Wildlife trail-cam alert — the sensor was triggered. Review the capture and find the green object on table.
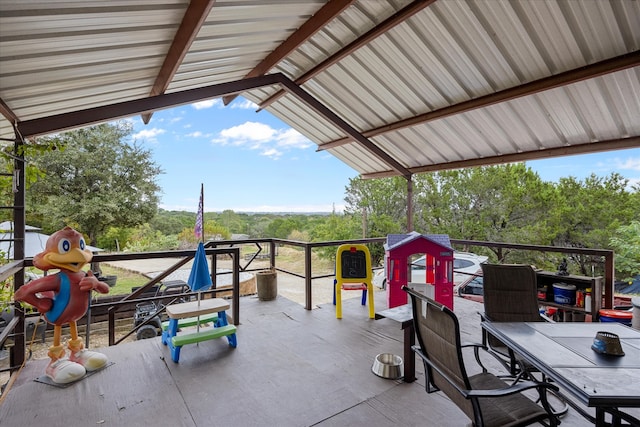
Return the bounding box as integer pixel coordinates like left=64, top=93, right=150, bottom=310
left=171, top=324, right=236, bottom=347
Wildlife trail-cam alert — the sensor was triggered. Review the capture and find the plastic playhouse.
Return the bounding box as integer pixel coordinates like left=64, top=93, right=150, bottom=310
left=383, top=232, right=454, bottom=310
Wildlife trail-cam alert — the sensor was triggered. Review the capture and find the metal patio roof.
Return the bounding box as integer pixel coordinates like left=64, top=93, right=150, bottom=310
left=1, top=0, right=639, bottom=179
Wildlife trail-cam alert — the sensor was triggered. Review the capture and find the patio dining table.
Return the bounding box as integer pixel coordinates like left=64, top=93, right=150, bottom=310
left=481, top=321, right=640, bottom=426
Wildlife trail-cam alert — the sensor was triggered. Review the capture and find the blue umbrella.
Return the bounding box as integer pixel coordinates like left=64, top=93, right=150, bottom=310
left=188, top=242, right=212, bottom=292
left=187, top=242, right=212, bottom=333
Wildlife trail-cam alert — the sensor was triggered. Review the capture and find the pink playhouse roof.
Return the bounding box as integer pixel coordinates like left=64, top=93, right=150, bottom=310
left=385, top=231, right=453, bottom=252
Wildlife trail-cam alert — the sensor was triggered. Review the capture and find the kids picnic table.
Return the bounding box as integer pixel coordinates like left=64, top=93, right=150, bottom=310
left=161, top=298, right=237, bottom=362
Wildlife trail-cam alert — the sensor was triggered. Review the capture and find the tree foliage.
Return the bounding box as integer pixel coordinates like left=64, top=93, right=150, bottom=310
left=124, top=223, right=180, bottom=252
left=27, top=122, right=162, bottom=244
left=177, top=219, right=231, bottom=247
left=344, top=176, right=406, bottom=239
left=413, top=165, right=557, bottom=263
left=550, top=173, right=640, bottom=275
left=0, top=138, right=63, bottom=222
left=311, top=212, right=362, bottom=261
left=610, top=221, right=640, bottom=281
left=342, top=164, right=640, bottom=277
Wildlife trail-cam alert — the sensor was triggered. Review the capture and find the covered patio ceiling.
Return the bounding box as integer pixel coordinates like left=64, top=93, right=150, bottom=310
left=1, top=0, right=639, bottom=179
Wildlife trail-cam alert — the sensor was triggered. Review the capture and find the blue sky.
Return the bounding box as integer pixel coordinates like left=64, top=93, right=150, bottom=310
left=128, top=97, right=640, bottom=213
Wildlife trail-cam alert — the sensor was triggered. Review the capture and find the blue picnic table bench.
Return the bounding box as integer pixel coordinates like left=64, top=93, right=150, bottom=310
left=161, top=298, right=237, bottom=362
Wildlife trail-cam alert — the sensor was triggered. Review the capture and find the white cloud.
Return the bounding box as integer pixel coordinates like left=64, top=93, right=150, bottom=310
left=214, top=122, right=275, bottom=145
left=276, top=128, right=312, bottom=149
left=211, top=121, right=312, bottom=159
left=186, top=131, right=204, bottom=138
left=192, top=99, right=221, bottom=110
left=230, top=99, right=258, bottom=109
left=627, top=177, right=640, bottom=188
left=261, top=147, right=282, bottom=159
left=133, top=127, right=166, bottom=143
left=613, top=157, right=640, bottom=171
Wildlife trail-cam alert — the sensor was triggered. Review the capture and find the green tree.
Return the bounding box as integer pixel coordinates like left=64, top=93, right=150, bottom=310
left=124, top=223, right=179, bottom=252
left=610, top=220, right=640, bottom=281
left=97, top=226, right=135, bottom=251
left=177, top=219, right=231, bottom=247
left=413, top=165, right=555, bottom=263
left=150, top=211, right=193, bottom=235
left=0, top=138, right=63, bottom=223
left=344, top=176, right=407, bottom=237
left=27, top=122, right=162, bottom=245
left=288, top=229, right=310, bottom=242
left=311, top=212, right=361, bottom=261
left=265, top=216, right=305, bottom=239
left=551, top=173, right=639, bottom=275
left=218, top=209, right=248, bottom=234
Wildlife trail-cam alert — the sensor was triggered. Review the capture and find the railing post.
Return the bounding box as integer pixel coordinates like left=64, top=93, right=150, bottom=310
left=304, top=244, right=312, bottom=310
left=232, top=247, right=239, bottom=325
left=211, top=243, right=217, bottom=290
left=85, top=295, right=92, bottom=347
left=108, top=308, right=115, bottom=346
left=604, top=251, right=614, bottom=309
left=269, top=240, right=276, bottom=269
left=12, top=136, right=26, bottom=368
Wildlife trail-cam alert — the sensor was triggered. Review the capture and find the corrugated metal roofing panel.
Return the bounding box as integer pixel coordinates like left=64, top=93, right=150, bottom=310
left=250, top=0, right=639, bottom=177
left=167, top=1, right=325, bottom=93
left=0, top=0, right=188, bottom=137
left=0, top=0, right=638, bottom=180
left=266, top=90, right=347, bottom=142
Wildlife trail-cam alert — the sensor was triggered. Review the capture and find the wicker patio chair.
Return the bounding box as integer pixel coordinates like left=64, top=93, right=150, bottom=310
left=404, top=286, right=559, bottom=427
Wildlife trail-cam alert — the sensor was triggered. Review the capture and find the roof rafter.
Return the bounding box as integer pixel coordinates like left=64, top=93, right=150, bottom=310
left=222, top=0, right=355, bottom=106
left=258, top=0, right=436, bottom=111
left=277, top=76, right=412, bottom=178
left=0, top=97, right=19, bottom=126
left=361, top=136, right=640, bottom=179
left=14, top=73, right=411, bottom=177
left=318, top=50, right=640, bottom=151
left=17, top=74, right=284, bottom=138
left=140, top=0, right=215, bottom=124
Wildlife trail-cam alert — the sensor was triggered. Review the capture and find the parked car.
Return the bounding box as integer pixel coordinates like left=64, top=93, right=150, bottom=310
left=457, top=272, right=484, bottom=302
left=372, top=251, right=488, bottom=289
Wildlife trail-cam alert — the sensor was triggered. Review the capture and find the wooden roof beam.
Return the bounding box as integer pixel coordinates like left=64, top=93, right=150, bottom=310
left=16, top=74, right=285, bottom=138
left=319, top=50, right=640, bottom=151
left=141, top=0, right=215, bottom=124
left=16, top=72, right=412, bottom=178
left=222, top=0, right=355, bottom=106
left=0, top=97, right=19, bottom=126
left=361, top=136, right=640, bottom=179
left=276, top=75, right=412, bottom=178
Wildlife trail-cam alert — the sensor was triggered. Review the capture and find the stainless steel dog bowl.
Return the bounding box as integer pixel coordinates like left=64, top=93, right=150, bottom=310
left=372, top=353, right=403, bottom=379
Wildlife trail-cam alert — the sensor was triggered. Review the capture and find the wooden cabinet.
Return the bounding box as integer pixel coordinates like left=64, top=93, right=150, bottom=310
left=535, top=270, right=604, bottom=320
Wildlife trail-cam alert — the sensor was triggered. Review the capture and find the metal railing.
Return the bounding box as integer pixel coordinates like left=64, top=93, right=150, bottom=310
left=1, top=237, right=614, bottom=375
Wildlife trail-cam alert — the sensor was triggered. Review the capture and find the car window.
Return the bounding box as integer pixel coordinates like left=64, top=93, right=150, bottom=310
left=454, top=259, right=475, bottom=269
left=460, top=277, right=483, bottom=295
left=411, top=258, right=426, bottom=270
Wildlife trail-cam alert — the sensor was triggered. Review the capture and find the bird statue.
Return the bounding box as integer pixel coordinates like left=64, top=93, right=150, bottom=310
left=14, top=226, right=110, bottom=384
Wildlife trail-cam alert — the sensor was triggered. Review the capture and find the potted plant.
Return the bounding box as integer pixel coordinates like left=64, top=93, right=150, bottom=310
left=1, top=278, right=14, bottom=324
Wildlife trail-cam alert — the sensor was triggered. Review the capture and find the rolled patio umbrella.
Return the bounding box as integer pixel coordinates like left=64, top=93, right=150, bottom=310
left=187, top=241, right=212, bottom=333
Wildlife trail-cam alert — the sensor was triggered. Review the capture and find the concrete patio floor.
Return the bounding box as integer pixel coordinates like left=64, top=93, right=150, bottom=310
left=1, top=289, right=613, bottom=426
